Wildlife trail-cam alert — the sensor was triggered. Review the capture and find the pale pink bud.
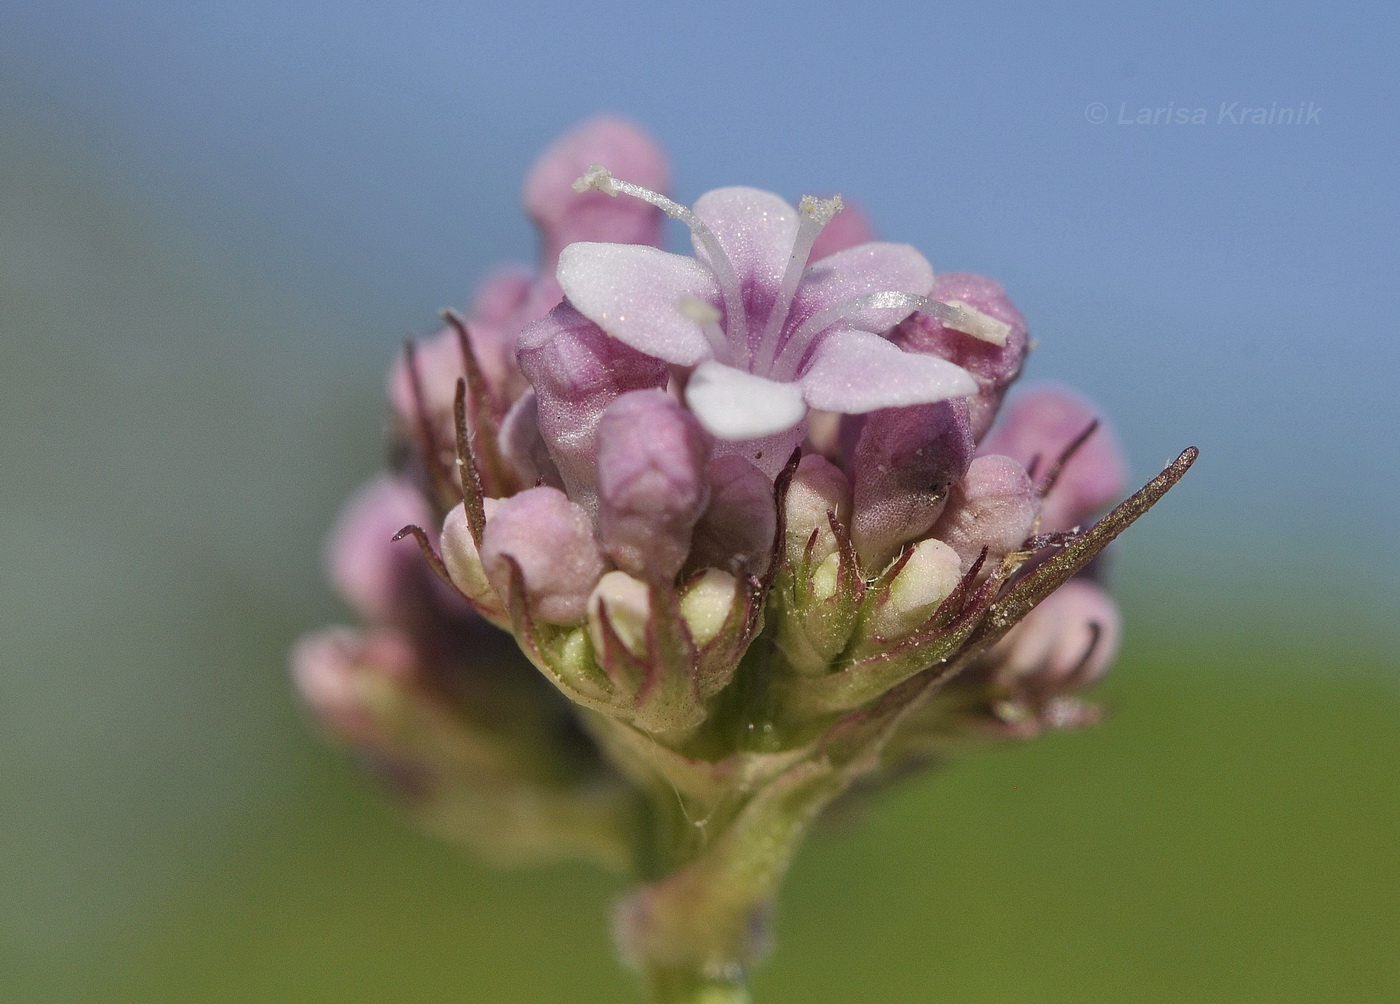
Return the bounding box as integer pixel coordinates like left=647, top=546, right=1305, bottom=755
left=522, top=115, right=669, bottom=273
left=849, top=401, right=975, bottom=570
left=291, top=626, right=417, bottom=746
left=991, top=579, right=1122, bottom=690
left=932, top=454, right=1038, bottom=573
left=679, top=569, right=741, bottom=648
left=498, top=389, right=564, bottom=489
left=326, top=476, right=435, bottom=624
left=386, top=326, right=467, bottom=438
left=596, top=390, right=712, bottom=582
left=479, top=486, right=605, bottom=625
left=868, top=538, right=963, bottom=639
left=687, top=456, right=777, bottom=576
left=587, top=570, right=652, bottom=658
left=516, top=304, right=670, bottom=514
left=439, top=499, right=507, bottom=624
left=894, top=273, right=1030, bottom=441
left=784, top=454, right=852, bottom=565
left=980, top=386, right=1128, bottom=532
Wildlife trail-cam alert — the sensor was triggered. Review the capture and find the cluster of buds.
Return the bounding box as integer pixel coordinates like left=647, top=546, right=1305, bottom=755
left=292, top=117, right=1193, bottom=1003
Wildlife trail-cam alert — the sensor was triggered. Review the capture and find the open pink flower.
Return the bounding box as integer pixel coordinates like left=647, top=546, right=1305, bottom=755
left=558, top=168, right=1012, bottom=443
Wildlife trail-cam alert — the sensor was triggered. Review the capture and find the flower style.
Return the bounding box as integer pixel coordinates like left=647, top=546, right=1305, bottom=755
left=559, top=168, right=1011, bottom=446
left=291, top=116, right=1195, bottom=1004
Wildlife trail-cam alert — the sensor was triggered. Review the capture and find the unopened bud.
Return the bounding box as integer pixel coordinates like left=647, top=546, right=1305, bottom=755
left=933, top=454, right=1038, bottom=573
left=480, top=486, right=606, bottom=625
left=980, top=386, right=1127, bottom=532
left=440, top=499, right=507, bottom=624
left=784, top=454, right=851, bottom=566
left=326, top=476, right=435, bottom=624
left=498, top=389, right=564, bottom=490
left=991, top=579, right=1122, bottom=690
left=588, top=571, right=652, bottom=658
left=517, top=304, right=670, bottom=514
left=894, top=273, right=1030, bottom=441
left=679, top=569, right=740, bottom=648
left=868, top=539, right=963, bottom=639
left=687, top=456, right=777, bottom=576
left=597, top=390, right=711, bottom=582
left=849, top=400, right=974, bottom=571
left=522, top=116, right=669, bottom=273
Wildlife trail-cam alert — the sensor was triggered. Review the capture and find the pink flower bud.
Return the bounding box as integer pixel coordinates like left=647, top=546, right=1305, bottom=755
left=522, top=115, right=669, bottom=273
left=439, top=499, right=508, bottom=625
left=932, top=454, right=1038, bottom=573
left=326, top=476, right=435, bottom=624
left=687, top=456, right=777, bottom=576
left=596, top=390, right=712, bottom=582
left=784, top=454, right=851, bottom=565
left=479, top=486, right=606, bottom=625
left=498, top=389, right=564, bottom=489
left=517, top=304, right=670, bottom=514
left=291, top=626, right=418, bottom=747
left=894, top=273, right=1030, bottom=441
left=980, top=386, right=1128, bottom=532
left=990, top=579, right=1122, bottom=691
left=848, top=400, right=975, bottom=570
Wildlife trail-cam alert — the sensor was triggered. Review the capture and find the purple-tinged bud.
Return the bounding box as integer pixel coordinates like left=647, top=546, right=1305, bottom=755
left=679, top=569, right=741, bottom=648
left=980, top=386, right=1128, bottom=533
left=326, top=476, right=435, bottom=624
left=596, top=390, right=712, bottom=582
left=932, top=454, right=1038, bottom=573
left=588, top=571, right=652, bottom=658
left=387, top=326, right=468, bottom=439
left=866, top=538, right=963, bottom=640
left=291, top=627, right=417, bottom=748
left=522, top=116, right=668, bottom=273
left=784, top=454, right=852, bottom=566
left=517, top=304, right=670, bottom=514
left=894, top=273, right=1030, bottom=441
left=480, top=486, right=606, bottom=625
left=439, top=499, right=508, bottom=626
left=848, top=401, right=975, bottom=571
left=808, top=199, right=877, bottom=261
left=498, top=389, right=565, bottom=490
left=990, top=579, right=1122, bottom=691
left=687, top=456, right=777, bottom=577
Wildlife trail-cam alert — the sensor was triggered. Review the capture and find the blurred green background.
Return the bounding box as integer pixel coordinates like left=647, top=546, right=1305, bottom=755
left=4, top=13, right=1399, bottom=999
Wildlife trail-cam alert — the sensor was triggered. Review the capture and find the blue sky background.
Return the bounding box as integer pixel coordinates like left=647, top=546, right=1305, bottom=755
left=2, top=3, right=1397, bottom=996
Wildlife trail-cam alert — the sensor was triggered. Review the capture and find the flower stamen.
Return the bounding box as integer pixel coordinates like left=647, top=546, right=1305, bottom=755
left=756, top=194, right=844, bottom=371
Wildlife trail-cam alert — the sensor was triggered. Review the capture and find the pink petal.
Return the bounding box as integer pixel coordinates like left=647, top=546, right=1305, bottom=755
left=691, top=186, right=799, bottom=321
left=786, top=242, right=935, bottom=351
left=557, top=242, right=717, bottom=366
left=684, top=359, right=808, bottom=440
left=799, top=330, right=976, bottom=414
left=522, top=116, right=669, bottom=272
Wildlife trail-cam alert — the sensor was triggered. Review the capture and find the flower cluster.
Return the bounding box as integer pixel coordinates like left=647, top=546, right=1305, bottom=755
left=292, top=117, right=1193, bottom=1002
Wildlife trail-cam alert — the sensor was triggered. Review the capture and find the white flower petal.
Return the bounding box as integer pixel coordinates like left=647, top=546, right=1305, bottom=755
left=799, top=330, right=977, bottom=413
left=558, top=242, right=718, bottom=366
left=685, top=360, right=808, bottom=440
